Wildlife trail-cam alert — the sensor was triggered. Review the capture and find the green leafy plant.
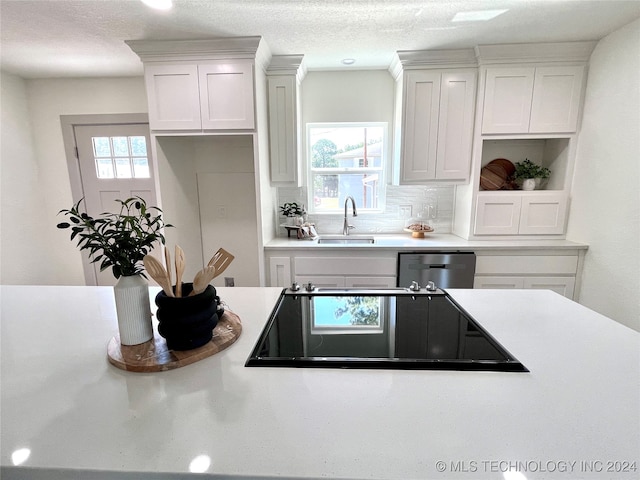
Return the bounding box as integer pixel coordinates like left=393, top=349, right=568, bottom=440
left=513, top=158, right=551, bottom=180
left=57, top=197, right=172, bottom=279
left=279, top=202, right=305, bottom=217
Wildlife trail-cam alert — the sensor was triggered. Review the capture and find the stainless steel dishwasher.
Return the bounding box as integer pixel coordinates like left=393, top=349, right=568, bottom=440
left=397, top=252, right=476, bottom=289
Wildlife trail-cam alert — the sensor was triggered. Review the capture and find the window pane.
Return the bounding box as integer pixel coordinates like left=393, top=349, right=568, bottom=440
left=132, top=158, right=150, bottom=178
left=129, top=136, right=147, bottom=156
left=92, top=137, right=111, bottom=157
left=308, top=123, right=386, bottom=212
left=111, top=137, right=129, bottom=157
left=313, top=173, right=380, bottom=209
left=96, top=158, right=114, bottom=178
left=115, top=158, right=132, bottom=178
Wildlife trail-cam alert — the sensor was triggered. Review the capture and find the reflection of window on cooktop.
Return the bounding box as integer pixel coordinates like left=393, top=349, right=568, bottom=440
left=246, top=290, right=528, bottom=372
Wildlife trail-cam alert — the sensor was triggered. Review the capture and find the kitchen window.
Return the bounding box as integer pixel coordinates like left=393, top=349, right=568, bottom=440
left=307, top=122, right=387, bottom=213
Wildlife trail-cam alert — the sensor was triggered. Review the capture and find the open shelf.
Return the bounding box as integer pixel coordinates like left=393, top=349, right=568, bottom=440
left=480, top=138, right=571, bottom=192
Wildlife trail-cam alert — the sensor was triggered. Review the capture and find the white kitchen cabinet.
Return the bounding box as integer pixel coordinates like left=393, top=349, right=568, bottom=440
left=269, top=256, right=292, bottom=288
left=266, top=55, right=305, bottom=184
left=474, top=192, right=568, bottom=235
left=474, top=276, right=575, bottom=298
left=400, top=69, right=476, bottom=182
left=144, top=61, right=255, bottom=131
left=144, top=64, right=202, bottom=130
left=474, top=194, right=522, bottom=235
left=198, top=62, right=255, bottom=130
left=264, top=252, right=397, bottom=288
left=482, top=66, right=585, bottom=134
left=474, top=252, right=580, bottom=299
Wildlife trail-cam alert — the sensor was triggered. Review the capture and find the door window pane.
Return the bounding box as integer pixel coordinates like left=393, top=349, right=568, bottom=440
left=132, top=158, right=150, bottom=178
left=115, top=158, right=132, bottom=178
left=96, top=158, right=114, bottom=178
left=129, top=136, right=147, bottom=156
left=111, top=137, right=129, bottom=157
left=93, top=137, right=111, bottom=157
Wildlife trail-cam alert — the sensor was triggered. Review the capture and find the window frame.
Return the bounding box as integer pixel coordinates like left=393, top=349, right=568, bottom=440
left=306, top=122, right=388, bottom=214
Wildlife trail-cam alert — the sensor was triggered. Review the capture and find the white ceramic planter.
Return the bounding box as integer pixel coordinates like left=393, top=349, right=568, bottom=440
left=522, top=178, right=536, bottom=191
left=114, top=274, right=153, bottom=345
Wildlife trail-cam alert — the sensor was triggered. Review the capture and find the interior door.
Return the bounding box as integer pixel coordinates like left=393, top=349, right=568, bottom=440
left=74, top=124, right=158, bottom=285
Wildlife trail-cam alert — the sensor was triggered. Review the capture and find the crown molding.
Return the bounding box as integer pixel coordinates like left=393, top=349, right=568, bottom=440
left=395, top=48, right=478, bottom=70
left=475, top=41, right=597, bottom=65
left=267, top=55, right=307, bottom=82
left=125, top=36, right=266, bottom=63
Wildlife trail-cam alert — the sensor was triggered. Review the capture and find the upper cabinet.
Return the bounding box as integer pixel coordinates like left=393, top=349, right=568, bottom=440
left=482, top=65, right=585, bottom=134
left=266, top=55, right=306, bottom=184
left=392, top=49, right=477, bottom=184
left=126, top=37, right=269, bottom=132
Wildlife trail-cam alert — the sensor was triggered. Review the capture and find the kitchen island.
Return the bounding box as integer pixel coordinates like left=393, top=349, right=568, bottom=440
left=1, top=286, right=638, bottom=480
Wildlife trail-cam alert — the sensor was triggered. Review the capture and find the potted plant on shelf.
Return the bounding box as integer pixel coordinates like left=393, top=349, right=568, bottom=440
left=57, top=197, right=172, bottom=345
left=513, top=158, right=551, bottom=191
left=279, top=202, right=306, bottom=225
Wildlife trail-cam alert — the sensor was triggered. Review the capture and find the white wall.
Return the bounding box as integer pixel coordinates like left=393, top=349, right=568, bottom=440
left=0, top=73, right=55, bottom=284
left=567, top=18, right=640, bottom=331
left=0, top=75, right=148, bottom=285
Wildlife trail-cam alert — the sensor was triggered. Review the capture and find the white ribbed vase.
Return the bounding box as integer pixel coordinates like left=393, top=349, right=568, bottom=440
left=114, top=274, right=153, bottom=345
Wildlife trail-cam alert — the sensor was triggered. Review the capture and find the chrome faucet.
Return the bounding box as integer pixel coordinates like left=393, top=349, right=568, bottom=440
left=343, top=196, right=358, bottom=235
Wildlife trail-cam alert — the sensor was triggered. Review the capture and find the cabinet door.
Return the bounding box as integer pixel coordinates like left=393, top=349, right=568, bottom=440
left=529, top=66, right=584, bottom=133
left=519, top=193, right=568, bottom=234
left=474, top=276, right=525, bottom=289
left=268, top=75, right=298, bottom=182
left=482, top=67, right=535, bottom=134
left=198, top=62, right=255, bottom=130
left=401, top=71, right=441, bottom=182
left=345, top=277, right=397, bottom=288
left=474, top=194, right=522, bottom=235
left=435, top=71, right=476, bottom=180
left=144, top=64, right=201, bottom=130
left=523, top=276, right=576, bottom=299
left=269, top=256, right=292, bottom=287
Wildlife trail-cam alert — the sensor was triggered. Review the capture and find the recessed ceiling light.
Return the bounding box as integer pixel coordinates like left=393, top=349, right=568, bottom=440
left=452, top=9, right=508, bottom=22
left=342, top=58, right=356, bottom=65
left=140, top=0, right=173, bottom=10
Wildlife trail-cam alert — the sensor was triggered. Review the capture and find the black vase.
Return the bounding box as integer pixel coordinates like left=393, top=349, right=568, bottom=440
left=155, top=283, right=223, bottom=351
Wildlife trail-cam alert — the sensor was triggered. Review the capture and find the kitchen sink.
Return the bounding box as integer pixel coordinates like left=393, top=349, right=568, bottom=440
left=316, top=235, right=375, bottom=244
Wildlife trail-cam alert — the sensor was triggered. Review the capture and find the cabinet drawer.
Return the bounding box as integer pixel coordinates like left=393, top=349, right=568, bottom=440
left=474, top=276, right=524, bottom=289
left=523, top=276, right=575, bottom=298
left=295, top=257, right=396, bottom=276
left=475, top=255, right=578, bottom=275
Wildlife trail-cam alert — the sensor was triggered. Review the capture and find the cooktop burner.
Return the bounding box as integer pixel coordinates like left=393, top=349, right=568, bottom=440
left=246, top=288, right=528, bottom=372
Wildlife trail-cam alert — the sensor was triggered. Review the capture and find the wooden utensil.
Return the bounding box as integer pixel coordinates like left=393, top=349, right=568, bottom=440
left=164, top=246, right=172, bottom=286
left=143, top=255, right=174, bottom=297
left=189, top=266, right=217, bottom=297
left=175, top=245, right=185, bottom=297
left=207, top=248, right=235, bottom=279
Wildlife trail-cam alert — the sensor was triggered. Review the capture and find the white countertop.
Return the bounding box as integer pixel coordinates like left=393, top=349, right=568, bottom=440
left=265, top=233, right=589, bottom=251
left=1, top=286, right=638, bottom=480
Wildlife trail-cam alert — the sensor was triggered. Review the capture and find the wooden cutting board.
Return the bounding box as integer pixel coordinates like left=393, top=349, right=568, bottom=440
left=107, top=310, right=242, bottom=372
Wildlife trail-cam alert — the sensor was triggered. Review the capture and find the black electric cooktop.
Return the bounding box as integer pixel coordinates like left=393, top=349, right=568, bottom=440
left=246, top=287, right=528, bottom=372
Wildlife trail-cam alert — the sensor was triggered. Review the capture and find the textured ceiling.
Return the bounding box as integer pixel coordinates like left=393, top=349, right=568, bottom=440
left=1, top=0, right=640, bottom=78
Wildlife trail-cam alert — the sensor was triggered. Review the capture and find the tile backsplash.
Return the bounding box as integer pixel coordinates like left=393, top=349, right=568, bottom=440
left=276, top=185, right=454, bottom=236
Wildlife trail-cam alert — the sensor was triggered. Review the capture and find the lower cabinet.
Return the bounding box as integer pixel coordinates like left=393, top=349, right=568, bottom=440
left=473, top=251, right=583, bottom=299
left=474, top=275, right=576, bottom=298
left=266, top=252, right=397, bottom=288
